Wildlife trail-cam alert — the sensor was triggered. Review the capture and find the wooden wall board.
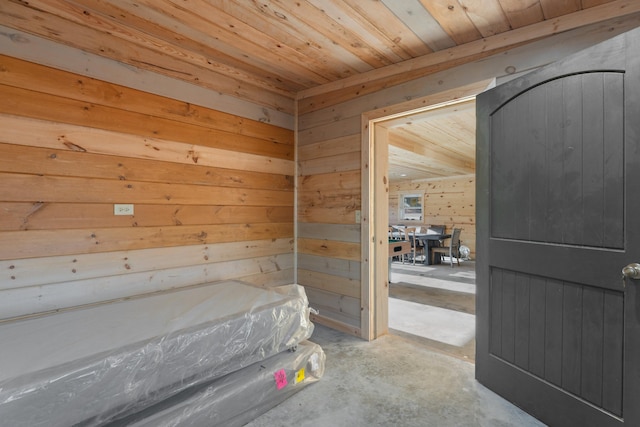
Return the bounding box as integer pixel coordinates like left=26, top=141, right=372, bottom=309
left=298, top=171, right=361, bottom=192
left=0, top=223, right=293, bottom=261
left=0, top=55, right=294, bottom=144
left=297, top=269, right=360, bottom=299
left=0, top=114, right=294, bottom=176
left=0, top=86, right=293, bottom=161
left=297, top=253, right=361, bottom=281
left=0, top=56, right=295, bottom=318
left=305, top=287, right=361, bottom=325
left=0, top=173, right=293, bottom=206
left=298, top=206, right=360, bottom=225
left=310, top=312, right=361, bottom=337
left=298, top=118, right=362, bottom=146
left=297, top=134, right=360, bottom=159
left=0, top=203, right=293, bottom=231
left=298, top=189, right=360, bottom=210
left=297, top=223, right=361, bottom=243
left=298, top=152, right=361, bottom=176
left=0, top=143, right=293, bottom=191
left=0, top=32, right=294, bottom=129
left=297, top=238, right=360, bottom=261
left=237, top=268, right=295, bottom=288
left=0, top=253, right=294, bottom=320
left=1, top=239, right=293, bottom=291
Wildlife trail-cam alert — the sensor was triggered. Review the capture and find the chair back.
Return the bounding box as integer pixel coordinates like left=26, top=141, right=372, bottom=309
left=450, top=228, right=462, bottom=249
left=403, top=227, right=416, bottom=241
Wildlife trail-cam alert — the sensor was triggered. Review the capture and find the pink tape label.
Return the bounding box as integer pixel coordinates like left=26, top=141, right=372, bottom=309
left=274, top=369, right=288, bottom=390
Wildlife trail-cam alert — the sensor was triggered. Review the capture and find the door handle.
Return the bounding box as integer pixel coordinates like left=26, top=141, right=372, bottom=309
left=622, top=263, right=640, bottom=280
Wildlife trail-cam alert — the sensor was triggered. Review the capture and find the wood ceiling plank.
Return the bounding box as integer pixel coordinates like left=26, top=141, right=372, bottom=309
left=351, top=0, right=438, bottom=57
left=459, top=0, right=513, bottom=36
left=226, top=0, right=374, bottom=75
left=324, top=0, right=433, bottom=59
left=388, top=163, right=442, bottom=181
left=410, top=118, right=476, bottom=159
left=539, top=0, right=582, bottom=19
left=267, top=0, right=394, bottom=68
left=381, top=0, right=457, bottom=51
left=222, top=0, right=365, bottom=78
left=307, top=0, right=407, bottom=62
left=150, top=0, right=343, bottom=85
left=498, top=0, right=545, bottom=28
left=388, top=133, right=475, bottom=170
left=71, top=0, right=330, bottom=88
left=582, top=0, right=616, bottom=7
left=418, top=0, right=484, bottom=45
left=392, top=126, right=475, bottom=162
left=389, top=145, right=474, bottom=178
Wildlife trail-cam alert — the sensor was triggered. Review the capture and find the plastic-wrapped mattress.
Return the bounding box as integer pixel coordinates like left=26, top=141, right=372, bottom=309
left=111, top=340, right=326, bottom=427
left=0, top=281, right=314, bottom=427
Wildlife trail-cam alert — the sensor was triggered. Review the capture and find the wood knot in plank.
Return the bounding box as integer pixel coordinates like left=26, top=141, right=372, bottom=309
left=62, top=140, right=87, bottom=152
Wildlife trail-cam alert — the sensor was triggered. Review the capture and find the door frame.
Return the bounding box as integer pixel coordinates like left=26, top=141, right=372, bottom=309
left=360, top=79, right=494, bottom=340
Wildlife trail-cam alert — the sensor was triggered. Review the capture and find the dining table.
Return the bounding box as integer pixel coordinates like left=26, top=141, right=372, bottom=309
left=413, top=233, right=451, bottom=265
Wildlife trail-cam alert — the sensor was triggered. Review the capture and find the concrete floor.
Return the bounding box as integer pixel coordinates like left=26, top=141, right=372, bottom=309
left=246, top=324, right=546, bottom=427
left=248, top=263, right=544, bottom=427
left=389, top=260, right=477, bottom=361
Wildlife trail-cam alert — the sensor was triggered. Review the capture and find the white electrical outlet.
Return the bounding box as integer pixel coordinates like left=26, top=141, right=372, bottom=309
left=114, top=204, right=134, bottom=215
left=355, top=210, right=361, bottom=224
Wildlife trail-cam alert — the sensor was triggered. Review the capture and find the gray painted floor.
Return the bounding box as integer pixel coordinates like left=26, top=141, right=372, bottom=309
left=248, top=260, right=545, bottom=426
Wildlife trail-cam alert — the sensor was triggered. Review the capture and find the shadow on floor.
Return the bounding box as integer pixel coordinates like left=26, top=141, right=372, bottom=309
left=389, top=259, right=476, bottom=362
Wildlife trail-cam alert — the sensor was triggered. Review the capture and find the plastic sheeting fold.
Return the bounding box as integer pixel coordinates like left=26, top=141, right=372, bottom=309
left=0, top=281, right=314, bottom=427
left=112, top=341, right=326, bottom=427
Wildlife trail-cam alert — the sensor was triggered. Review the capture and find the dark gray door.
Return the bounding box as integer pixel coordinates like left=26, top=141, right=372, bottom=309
left=476, top=27, right=640, bottom=426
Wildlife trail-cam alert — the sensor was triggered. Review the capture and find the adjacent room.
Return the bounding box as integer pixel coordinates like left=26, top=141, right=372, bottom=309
left=382, top=99, right=477, bottom=361
left=2, top=1, right=640, bottom=426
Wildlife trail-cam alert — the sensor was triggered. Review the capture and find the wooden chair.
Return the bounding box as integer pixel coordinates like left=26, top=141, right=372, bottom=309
left=402, top=227, right=424, bottom=265
left=431, top=228, right=462, bottom=267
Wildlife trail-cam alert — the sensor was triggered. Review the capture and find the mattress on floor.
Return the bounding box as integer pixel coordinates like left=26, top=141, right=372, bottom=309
left=111, top=340, right=326, bottom=427
left=0, top=281, right=314, bottom=427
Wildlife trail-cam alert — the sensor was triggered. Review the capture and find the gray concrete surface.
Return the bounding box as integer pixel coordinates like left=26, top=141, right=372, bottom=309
left=246, top=324, right=546, bottom=427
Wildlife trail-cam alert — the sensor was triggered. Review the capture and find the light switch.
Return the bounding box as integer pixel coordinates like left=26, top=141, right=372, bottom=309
left=355, top=210, right=361, bottom=224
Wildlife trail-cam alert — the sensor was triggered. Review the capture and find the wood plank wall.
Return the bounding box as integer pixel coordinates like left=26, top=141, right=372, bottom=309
left=0, top=55, right=295, bottom=320
left=297, top=21, right=637, bottom=338
left=389, top=176, right=476, bottom=258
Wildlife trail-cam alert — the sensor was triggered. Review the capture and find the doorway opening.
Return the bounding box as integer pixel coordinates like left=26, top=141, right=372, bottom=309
left=361, top=80, right=492, bottom=348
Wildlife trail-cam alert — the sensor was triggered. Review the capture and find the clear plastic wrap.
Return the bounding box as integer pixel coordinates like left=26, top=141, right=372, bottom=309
left=0, top=281, right=314, bottom=427
left=111, top=341, right=326, bottom=427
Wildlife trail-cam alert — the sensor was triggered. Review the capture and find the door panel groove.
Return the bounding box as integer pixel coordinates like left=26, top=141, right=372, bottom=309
left=489, top=267, right=623, bottom=417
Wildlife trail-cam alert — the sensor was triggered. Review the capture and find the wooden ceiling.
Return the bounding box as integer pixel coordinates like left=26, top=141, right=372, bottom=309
left=380, top=99, right=477, bottom=183
left=1, top=0, right=629, bottom=112
left=1, top=0, right=638, bottom=182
